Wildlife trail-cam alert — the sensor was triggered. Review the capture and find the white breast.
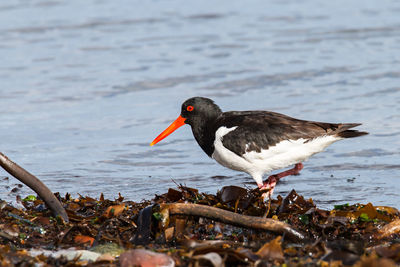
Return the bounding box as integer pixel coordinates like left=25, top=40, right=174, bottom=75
left=212, top=126, right=252, bottom=172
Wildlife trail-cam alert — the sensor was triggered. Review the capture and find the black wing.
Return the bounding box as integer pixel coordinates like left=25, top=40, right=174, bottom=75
left=214, top=111, right=364, bottom=156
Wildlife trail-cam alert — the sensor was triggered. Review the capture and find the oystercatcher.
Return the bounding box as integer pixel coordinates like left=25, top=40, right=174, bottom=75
left=150, top=97, right=368, bottom=198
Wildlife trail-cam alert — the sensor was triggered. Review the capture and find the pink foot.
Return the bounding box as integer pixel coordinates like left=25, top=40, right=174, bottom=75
left=259, top=163, right=304, bottom=200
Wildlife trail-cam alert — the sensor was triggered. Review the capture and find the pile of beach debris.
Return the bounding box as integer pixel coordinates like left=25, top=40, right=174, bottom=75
left=1, top=184, right=399, bottom=266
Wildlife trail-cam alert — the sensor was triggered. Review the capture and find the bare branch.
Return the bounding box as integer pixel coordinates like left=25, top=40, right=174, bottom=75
left=0, top=152, right=69, bottom=223
left=163, top=203, right=305, bottom=241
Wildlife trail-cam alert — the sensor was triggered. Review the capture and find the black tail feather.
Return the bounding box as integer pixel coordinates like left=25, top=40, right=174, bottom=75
left=334, top=123, right=368, bottom=138
left=337, top=129, right=368, bottom=138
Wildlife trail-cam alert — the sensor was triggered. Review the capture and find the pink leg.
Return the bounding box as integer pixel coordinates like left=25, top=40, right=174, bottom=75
left=259, top=163, right=304, bottom=199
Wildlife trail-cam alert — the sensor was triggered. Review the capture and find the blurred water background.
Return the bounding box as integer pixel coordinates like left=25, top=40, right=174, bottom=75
left=1, top=0, right=399, bottom=208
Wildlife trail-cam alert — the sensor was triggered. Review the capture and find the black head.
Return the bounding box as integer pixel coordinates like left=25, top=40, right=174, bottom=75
left=180, top=97, right=222, bottom=126
left=150, top=97, right=222, bottom=147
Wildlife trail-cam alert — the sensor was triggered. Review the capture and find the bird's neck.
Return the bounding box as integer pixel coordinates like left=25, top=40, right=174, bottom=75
left=190, top=116, right=218, bottom=157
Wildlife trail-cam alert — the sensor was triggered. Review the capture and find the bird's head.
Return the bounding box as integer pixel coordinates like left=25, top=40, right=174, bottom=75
left=150, top=97, right=221, bottom=146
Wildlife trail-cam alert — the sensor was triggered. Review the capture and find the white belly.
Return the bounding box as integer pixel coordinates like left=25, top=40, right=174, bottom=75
left=211, top=126, right=340, bottom=185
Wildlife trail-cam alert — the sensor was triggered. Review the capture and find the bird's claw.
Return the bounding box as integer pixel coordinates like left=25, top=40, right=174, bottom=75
left=259, top=176, right=277, bottom=200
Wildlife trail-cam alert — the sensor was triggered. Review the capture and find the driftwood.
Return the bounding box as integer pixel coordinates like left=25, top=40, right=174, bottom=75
left=377, top=219, right=400, bottom=238
left=163, top=203, right=305, bottom=241
left=0, top=152, right=69, bottom=222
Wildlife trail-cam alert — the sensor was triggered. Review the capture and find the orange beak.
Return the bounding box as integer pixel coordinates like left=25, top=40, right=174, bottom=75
left=150, top=115, right=186, bottom=146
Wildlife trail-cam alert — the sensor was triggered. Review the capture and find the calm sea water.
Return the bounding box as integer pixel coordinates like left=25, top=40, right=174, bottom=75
left=1, top=0, right=399, bottom=209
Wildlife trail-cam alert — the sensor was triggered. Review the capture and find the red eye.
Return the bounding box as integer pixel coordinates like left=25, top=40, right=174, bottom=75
left=187, top=105, right=194, bottom=112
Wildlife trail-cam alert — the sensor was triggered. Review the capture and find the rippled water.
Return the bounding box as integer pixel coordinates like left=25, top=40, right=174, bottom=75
left=1, top=0, right=399, bottom=209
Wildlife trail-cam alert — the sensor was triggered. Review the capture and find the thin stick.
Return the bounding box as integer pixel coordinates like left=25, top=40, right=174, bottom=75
left=163, top=203, right=305, bottom=241
left=0, top=152, right=69, bottom=222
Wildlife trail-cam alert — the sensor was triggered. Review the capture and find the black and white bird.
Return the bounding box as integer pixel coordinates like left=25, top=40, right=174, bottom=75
left=150, top=97, right=368, bottom=198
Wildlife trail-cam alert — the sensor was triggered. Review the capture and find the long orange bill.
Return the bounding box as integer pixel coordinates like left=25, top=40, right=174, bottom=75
left=150, top=115, right=186, bottom=146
